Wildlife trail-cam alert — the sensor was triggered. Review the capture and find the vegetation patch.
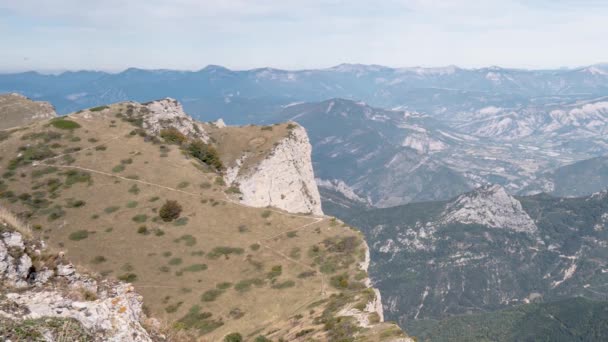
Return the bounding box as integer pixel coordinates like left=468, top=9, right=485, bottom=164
left=201, top=289, right=224, bottom=302
left=207, top=246, right=244, bottom=259
left=51, top=118, right=81, bottom=130
left=174, top=234, right=196, bottom=246
left=234, top=278, right=265, bottom=292
left=181, top=264, right=208, bottom=272
left=69, top=230, right=89, bottom=241
left=89, top=105, right=109, bottom=112
left=174, top=305, right=224, bottom=335
left=187, top=140, right=223, bottom=170
left=271, top=280, right=296, bottom=289
left=159, top=200, right=182, bottom=222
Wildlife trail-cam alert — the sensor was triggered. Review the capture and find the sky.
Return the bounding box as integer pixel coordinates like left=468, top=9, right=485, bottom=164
left=1, top=0, right=607, bottom=72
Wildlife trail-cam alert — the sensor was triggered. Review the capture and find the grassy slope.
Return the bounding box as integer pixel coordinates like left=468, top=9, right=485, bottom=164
left=413, top=297, right=608, bottom=342
left=0, top=102, right=407, bottom=341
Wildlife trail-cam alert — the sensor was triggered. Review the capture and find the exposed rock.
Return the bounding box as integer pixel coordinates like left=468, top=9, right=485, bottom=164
left=441, top=184, right=538, bottom=233
left=141, top=98, right=209, bottom=142
left=233, top=125, right=323, bottom=215
left=0, top=224, right=154, bottom=341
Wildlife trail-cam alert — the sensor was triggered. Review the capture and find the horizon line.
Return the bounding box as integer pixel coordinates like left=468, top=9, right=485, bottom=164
left=1, top=62, right=607, bottom=76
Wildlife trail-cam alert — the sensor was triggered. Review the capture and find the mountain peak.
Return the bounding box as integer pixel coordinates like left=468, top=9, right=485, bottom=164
left=441, top=184, right=538, bottom=233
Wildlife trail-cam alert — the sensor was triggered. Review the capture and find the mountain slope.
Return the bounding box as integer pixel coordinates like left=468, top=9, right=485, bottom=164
left=341, top=185, right=608, bottom=333
left=0, top=97, right=409, bottom=341
left=0, top=93, right=56, bottom=130
left=522, top=155, right=608, bottom=197
left=414, top=297, right=608, bottom=342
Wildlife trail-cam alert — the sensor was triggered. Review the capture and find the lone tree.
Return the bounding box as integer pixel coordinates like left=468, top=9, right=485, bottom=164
left=159, top=200, right=182, bottom=222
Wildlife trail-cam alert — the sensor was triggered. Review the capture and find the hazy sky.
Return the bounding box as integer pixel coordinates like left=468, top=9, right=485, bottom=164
left=1, top=0, right=607, bottom=72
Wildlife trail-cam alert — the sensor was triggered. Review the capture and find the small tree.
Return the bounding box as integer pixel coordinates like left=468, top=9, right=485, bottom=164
left=224, top=333, right=243, bottom=342
left=159, top=200, right=182, bottom=222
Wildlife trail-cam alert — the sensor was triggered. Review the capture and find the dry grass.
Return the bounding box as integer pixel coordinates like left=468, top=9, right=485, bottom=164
left=0, top=205, right=32, bottom=238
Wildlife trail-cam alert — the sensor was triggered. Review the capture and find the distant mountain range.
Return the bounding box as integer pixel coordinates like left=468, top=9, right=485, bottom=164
left=3, top=64, right=608, bottom=205
left=2, top=64, right=608, bottom=121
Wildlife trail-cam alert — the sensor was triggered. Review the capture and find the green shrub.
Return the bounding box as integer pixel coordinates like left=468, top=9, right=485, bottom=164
left=216, top=282, right=232, bottom=290
left=181, top=264, right=207, bottom=272
left=272, top=280, right=296, bottom=289
left=51, top=118, right=81, bottom=129
left=91, top=255, right=107, bottom=264
left=224, top=333, right=243, bottom=342
left=159, top=200, right=182, bottom=222
left=69, top=230, right=89, bottom=241
left=177, top=181, right=189, bottom=189
left=207, top=246, right=244, bottom=259
left=117, top=273, right=137, bottom=282
left=234, top=278, right=265, bottom=292
left=201, top=289, right=224, bottom=302
left=89, top=106, right=109, bottom=112
left=137, top=226, right=149, bottom=235
left=112, top=164, right=125, bottom=173
left=267, top=265, right=282, bottom=279
left=250, top=243, right=261, bottom=251
left=169, top=258, right=183, bottom=265
left=132, top=214, right=148, bottom=223
left=254, top=336, right=273, bottom=342
left=187, top=140, right=223, bottom=170
left=126, top=200, right=138, bottom=208
left=160, top=128, right=187, bottom=145
left=174, top=234, right=196, bottom=246
left=128, top=184, right=140, bottom=194
left=261, top=210, right=271, bottom=218
left=104, top=206, right=120, bottom=214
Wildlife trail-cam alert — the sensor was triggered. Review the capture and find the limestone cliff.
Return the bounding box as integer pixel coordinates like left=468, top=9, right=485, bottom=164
left=224, top=124, right=324, bottom=215
left=0, top=209, right=156, bottom=342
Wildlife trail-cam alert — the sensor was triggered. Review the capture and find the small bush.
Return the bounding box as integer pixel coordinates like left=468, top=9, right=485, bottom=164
left=117, top=273, right=137, bottom=282
left=89, top=105, right=109, bottom=112
left=261, top=210, right=271, bottom=218
left=254, top=336, right=272, bottom=342
left=272, top=280, right=296, bottom=289
left=201, top=289, right=224, bottom=302
left=250, top=243, right=261, bottom=251
left=126, top=200, right=138, bottom=208
left=51, top=118, right=81, bottom=130
left=112, top=164, right=125, bottom=173
left=91, top=255, right=107, bottom=264
left=207, top=246, right=244, bottom=259
left=216, top=282, right=232, bottom=290
left=160, top=127, right=187, bottom=145
left=159, top=200, right=182, bottom=222
left=128, top=184, right=140, bottom=194
left=169, top=258, right=183, bottom=265
left=177, top=181, right=189, bottom=189
left=267, top=265, right=282, bottom=279
left=137, top=226, right=150, bottom=235
left=104, top=206, right=120, bottom=214
left=234, top=278, right=265, bottom=292
left=132, top=214, right=148, bottom=223
left=224, top=333, right=243, bottom=342
left=181, top=264, right=207, bottom=272
left=69, top=230, right=89, bottom=241
left=187, top=140, right=223, bottom=170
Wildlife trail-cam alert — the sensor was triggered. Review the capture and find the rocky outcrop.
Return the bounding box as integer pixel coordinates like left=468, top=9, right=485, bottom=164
left=231, top=125, right=323, bottom=215
left=141, top=98, right=209, bottom=142
left=0, top=219, right=155, bottom=342
left=0, top=93, right=56, bottom=130
left=441, top=184, right=537, bottom=233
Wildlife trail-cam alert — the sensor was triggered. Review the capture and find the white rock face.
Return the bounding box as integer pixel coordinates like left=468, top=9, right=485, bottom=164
left=441, top=184, right=537, bottom=233
left=234, top=125, right=323, bottom=215
left=141, top=98, right=209, bottom=142
left=0, top=228, right=153, bottom=342
left=6, top=283, right=151, bottom=342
